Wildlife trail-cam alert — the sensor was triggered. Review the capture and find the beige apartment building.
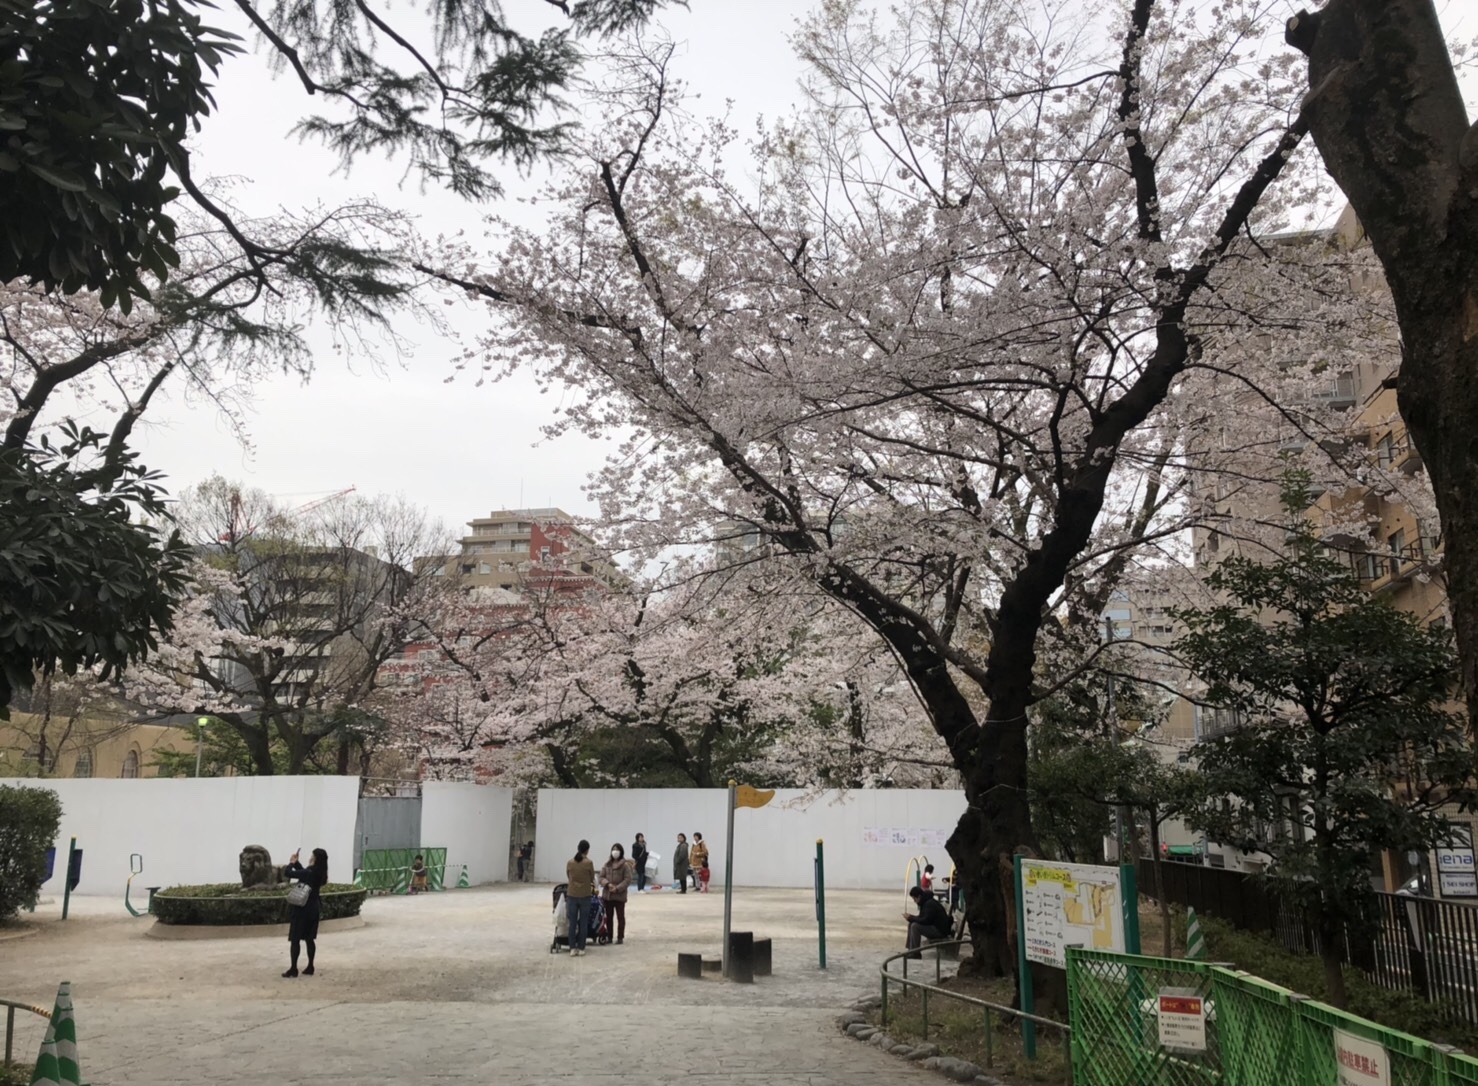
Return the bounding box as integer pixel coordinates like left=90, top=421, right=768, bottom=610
left=442, top=507, right=609, bottom=593
left=1173, top=213, right=1460, bottom=889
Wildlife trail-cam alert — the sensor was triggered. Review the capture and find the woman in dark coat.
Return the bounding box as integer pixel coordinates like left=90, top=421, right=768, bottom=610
left=283, top=847, right=328, bottom=978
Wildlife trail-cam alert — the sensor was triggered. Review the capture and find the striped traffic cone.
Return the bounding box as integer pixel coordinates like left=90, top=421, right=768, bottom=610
left=1185, top=907, right=1206, bottom=961
left=29, top=981, right=81, bottom=1086
left=457, top=866, right=470, bottom=889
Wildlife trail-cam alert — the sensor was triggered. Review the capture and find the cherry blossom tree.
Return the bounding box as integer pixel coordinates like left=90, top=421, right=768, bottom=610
left=418, top=0, right=1375, bottom=969
left=380, top=566, right=942, bottom=789
left=123, top=478, right=450, bottom=774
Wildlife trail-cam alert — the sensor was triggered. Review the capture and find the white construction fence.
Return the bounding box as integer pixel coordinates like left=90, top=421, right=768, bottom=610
left=534, top=788, right=967, bottom=889
left=0, top=776, right=512, bottom=896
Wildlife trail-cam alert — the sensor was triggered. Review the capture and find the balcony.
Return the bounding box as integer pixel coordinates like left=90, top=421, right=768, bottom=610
left=1311, top=375, right=1357, bottom=410
left=1353, top=542, right=1433, bottom=593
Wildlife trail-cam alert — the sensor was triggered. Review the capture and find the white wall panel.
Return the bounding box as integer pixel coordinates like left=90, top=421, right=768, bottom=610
left=534, top=789, right=967, bottom=889
left=2, top=776, right=359, bottom=897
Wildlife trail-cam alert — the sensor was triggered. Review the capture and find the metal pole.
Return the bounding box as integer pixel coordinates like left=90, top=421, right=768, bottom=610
left=815, top=838, right=827, bottom=969
left=721, top=780, right=737, bottom=979
left=1015, top=855, right=1036, bottom=1058
left=61, top=836, right=76, bottom=921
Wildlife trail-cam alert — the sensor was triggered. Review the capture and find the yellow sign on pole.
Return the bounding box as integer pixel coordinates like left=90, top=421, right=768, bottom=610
left=735, top=785, right=775, bottom=809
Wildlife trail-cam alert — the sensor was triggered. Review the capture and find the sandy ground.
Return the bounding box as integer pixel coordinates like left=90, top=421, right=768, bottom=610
left=0, top=884, right=924, bottom=1084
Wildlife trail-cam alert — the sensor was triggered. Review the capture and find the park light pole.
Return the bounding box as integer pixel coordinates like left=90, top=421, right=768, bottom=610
left=195, top=716, right=209, bottom=777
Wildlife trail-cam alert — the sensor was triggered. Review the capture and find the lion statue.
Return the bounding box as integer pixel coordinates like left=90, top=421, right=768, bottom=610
left=239, top=844, right=286, bottom=889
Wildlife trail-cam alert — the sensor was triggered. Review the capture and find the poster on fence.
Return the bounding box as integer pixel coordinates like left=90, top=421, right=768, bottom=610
left=861, top=826, right=952, bottom=849
left=1333, top=1029, right=1390, bottom=1086
left=1018, top=858, right=1127, bottom=969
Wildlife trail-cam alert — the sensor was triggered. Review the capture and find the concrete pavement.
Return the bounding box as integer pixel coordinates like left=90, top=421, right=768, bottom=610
left=1, top=885, right=923, bottom=1084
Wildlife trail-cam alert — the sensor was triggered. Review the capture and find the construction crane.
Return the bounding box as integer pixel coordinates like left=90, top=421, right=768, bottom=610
left=221, top=486, right=357, bottom=544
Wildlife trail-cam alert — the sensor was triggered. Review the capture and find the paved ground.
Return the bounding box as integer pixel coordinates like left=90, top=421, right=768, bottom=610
left=1, top=885, right=923, bottom=1084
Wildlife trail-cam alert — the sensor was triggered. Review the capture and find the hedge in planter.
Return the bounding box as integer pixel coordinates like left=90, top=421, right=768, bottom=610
left=153, top=883, right=366, bottom=926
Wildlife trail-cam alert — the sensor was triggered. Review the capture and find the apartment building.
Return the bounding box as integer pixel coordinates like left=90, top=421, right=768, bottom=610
left=1177, top=213, right=1462, bottom=889
left=442, top=508, right=609, bottom=593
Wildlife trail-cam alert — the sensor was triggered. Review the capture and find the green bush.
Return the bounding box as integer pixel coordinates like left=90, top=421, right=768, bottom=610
left=152, top=883, right=366, bottom=926
left=1198, top=916, right=1478, bottom=1049
left=0, top=784, right=62, bottom=918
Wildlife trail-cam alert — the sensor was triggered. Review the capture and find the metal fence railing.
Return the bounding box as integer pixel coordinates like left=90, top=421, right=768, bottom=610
left=2, top=997, right=51, bottom=1070
left=1136, top=857, right=1478, bottom=1027
left=879, top=940, right=1070, bottom=1070
left=1068, top=948, right=1478, bottom=1086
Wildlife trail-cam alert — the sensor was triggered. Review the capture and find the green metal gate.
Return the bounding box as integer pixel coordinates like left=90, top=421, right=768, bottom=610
left=1067, top=948, right=1478, bottom=1086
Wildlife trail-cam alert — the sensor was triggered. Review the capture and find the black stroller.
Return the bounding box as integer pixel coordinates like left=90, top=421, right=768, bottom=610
left=549, top=883, right=610, bottom=952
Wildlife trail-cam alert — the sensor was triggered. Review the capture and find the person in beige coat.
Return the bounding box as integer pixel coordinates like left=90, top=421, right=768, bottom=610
left=599, top=843, right=632, bottom=944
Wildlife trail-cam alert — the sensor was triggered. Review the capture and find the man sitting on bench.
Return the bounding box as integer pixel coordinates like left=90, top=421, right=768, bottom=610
left=903, top=885, right=953, bottom=958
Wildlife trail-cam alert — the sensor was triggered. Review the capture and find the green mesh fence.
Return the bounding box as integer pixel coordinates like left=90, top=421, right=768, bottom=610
left=357, top=848, right=447, bottom=893
left=1068, top=948, right=1478, bottom=1086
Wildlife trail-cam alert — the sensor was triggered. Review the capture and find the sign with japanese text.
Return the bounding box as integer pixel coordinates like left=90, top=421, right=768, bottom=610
left=1019, top=859, right=1126, bottom=969
left=1334, top=1029, right=1390, bottom=1086
left=1156, top=990, right=1207, bottom=1053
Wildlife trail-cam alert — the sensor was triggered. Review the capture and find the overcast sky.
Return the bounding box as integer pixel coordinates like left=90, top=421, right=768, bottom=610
left=129, top=2, right=809, bottom=534
left=126, top=0, right=1475, bottom=539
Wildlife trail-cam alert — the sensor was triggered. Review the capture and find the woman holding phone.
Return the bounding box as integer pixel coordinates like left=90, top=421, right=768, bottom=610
left=283, top=847, right=328, bottom=977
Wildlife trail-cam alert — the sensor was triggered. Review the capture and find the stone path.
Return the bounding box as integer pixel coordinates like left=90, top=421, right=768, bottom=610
left=1, top=885, right=925, bottom=1085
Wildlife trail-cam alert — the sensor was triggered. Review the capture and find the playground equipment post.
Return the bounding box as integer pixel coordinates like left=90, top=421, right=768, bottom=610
left=814, top=838, right=827, bottom=969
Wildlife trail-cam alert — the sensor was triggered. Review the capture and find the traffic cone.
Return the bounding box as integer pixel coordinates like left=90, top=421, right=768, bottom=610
left=1185, top=907, right=1206, bottom=961
left=29, top=980, right=81, bottom=1086
left=457, top=866, right=470, bottom=889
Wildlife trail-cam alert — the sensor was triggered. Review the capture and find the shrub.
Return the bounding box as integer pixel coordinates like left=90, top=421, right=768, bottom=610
left=0, top=785, right=62, bottom=918
left=1198, top=916, right=1478, bottom=1049
left=152, top=883, right=367, bottom=926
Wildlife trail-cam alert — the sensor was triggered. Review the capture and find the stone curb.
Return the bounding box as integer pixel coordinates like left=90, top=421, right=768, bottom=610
left=146, top=914, right=367, bottom=940
left=837, top=999, right=1006, bottom=1086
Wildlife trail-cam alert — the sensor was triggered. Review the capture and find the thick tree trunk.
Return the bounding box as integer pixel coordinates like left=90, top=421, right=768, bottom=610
left=1289, top=0, right=1478, bottom=716
left=948, top=708, right=1038, bottom=977
left=226, top=712, right=274, bottom=775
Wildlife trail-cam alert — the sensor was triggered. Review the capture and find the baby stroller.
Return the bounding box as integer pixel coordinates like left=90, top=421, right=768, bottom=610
left=549, top=883, right=611, bottom=952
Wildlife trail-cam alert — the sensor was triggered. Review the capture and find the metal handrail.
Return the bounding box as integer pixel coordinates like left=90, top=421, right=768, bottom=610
left=2, top=997, right=51, bottom=1068
left=878, top=940, right=1069, bottom=1070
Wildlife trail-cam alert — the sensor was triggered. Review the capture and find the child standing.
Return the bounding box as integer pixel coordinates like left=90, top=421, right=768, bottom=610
left=698, top=859, right=711, bottom=893
left=409, top=855, right=429, bottom=894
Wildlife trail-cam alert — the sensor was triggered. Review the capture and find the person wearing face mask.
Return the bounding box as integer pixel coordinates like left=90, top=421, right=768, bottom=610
left=599, top=842, right=632, bottom=944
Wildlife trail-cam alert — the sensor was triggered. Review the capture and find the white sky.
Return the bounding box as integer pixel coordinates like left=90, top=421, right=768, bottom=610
left=125, top=0, right=1476, bottom=538
left=130, top=1, right=809, bottom=532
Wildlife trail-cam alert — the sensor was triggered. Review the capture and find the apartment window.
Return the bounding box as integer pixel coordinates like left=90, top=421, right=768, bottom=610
left=1389, top=528, right=1407, bottom=577
left=73, top=750, right=93, bottom=779
left=478, top=562, right=491, bottom=575
left=1355, top=552, right=1381, bottom=582
left=1376, top=433, right=1396, bottom=468
left=121, top=749, right=140, bottom=779
left=540, top=546, right=551, bottom=560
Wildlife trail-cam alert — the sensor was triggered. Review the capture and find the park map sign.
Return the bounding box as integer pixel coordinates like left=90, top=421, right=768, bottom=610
left=1019, top=858, right=1128, bottom=969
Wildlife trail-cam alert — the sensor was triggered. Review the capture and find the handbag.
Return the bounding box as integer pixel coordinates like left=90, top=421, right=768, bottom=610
left=286, top=882, right=311, bottom=907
